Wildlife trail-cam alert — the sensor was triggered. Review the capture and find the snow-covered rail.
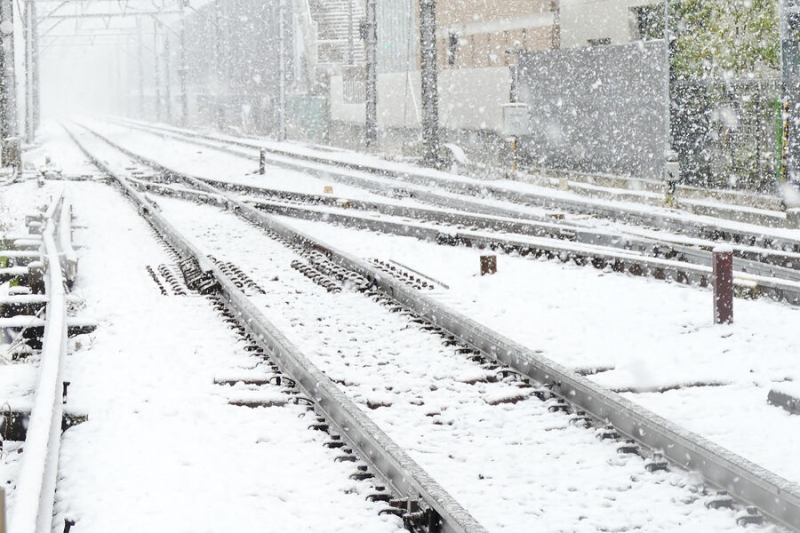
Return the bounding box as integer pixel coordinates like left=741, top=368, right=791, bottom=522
left=69, top=121, right=800, bottom=532
left=65, top=124, right=488, bottom=533
left=77, top=123, right=800, bottom=309
left=10, top=195, right=68, bottom=533
left=109, top=117, right=800, bottom=244
left=135, top=171, right=800, bottom=282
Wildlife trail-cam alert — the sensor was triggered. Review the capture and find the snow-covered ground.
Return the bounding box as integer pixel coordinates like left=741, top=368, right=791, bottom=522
left=2, top=122, right=798, bottom=532
left=72, top=119, right=800, bottom=484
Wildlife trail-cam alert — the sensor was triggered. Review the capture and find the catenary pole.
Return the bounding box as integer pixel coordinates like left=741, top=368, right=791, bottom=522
left=153, top=18, right=161, bottom=121
left=214, top=0, right=224, bottom=129
left=781, top=0, right=800, bottom=182
left=420, top=0, right=440, bottom=168
left=30, top=0, right=39, bottom=134
left=0, top=0, right=13, bottom=145
left=137, top=16, right=145, bottom=118
left=178, top=0, right=188, bottom=126
left=364, top=0, right=377, bottom=147
left=164, top=30, right=172, bottom=123
left=278, top=0, right=286, bottom=141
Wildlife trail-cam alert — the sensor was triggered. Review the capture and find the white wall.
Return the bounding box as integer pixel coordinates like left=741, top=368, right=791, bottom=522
left=331, top=66, right=511, bottom=132
left=560, top=0, right=658, bottom=48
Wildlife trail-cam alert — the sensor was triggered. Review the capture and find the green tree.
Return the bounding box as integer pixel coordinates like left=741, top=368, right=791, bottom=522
left=640, top=0, right=779, bottom=79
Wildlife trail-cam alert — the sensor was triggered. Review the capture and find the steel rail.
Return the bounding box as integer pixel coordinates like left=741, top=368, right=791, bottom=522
left=77, top=122, right=800, bottom=531
left=64, top=125, right=488, bottom=533
left=119, top=118, right=788, bottom=215
left=109, top=117, right=800, bottom=254
left=89, top=139, right=800, bottom=306
left=10, top=194, right=68, bottom=533
left=136, top=173, right=800, bottom=284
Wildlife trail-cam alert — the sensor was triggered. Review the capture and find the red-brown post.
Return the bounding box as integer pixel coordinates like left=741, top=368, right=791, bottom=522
left=713, top=246, right=733, bottom=324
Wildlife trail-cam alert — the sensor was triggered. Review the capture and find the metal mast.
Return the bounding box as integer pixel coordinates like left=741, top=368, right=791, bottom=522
left=153, top=18, right=161, bottom=121
left=278, top=0, right=286, bottom=141
left=420, top=0, right=440, bottom=167
left=364, top=0, right=377, bottom=147
left=178, top=0, right=187, bottom=126
left=781, top=0, right=800, bottom=182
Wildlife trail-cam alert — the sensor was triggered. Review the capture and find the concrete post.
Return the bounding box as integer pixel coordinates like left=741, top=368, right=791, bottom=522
left=164, top=33, right=172, bottom=123
left=153, top=19, right=161, bottom=121
left=364, top=0, right=377, bottom=147
left=787, top=208, right=800, bottom=228
left=214, top=0, right=225, bottom=129
left=713, top=246, right=733, bottom=325
left=420, top=0, right=441, bottom=168
left=178, top=0, right=189, bottom=127
left=278, top=0, right=286, bottom=141
left=259, top=149, right=266, bottom=175
left=0, top=487, right=5, bottom=533
left=137, top=16, right=145, bottom=118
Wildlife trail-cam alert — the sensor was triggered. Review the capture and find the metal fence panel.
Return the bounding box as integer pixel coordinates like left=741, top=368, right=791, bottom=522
left=674, top=79, right=780, bottom=192
left=517, top=41, right=668, bottom=179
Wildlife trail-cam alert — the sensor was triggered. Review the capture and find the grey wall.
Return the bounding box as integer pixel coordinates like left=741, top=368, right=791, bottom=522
left=518, top=40, right=667, bottom=179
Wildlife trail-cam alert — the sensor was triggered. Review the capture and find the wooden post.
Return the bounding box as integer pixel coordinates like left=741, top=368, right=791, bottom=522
left=480, top=255, right=497, bottom=276
left=713, top=246, right=733, bottom=324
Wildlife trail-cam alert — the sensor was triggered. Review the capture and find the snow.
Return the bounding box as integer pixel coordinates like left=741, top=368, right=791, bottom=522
left=3, top=122, right=798, bottom=532
left=148, top=193, right=756, bottom=532
left=51, top=181, right=403, bottom=532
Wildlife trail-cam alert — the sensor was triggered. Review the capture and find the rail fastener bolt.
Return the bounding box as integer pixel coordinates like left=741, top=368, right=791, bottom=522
left=704, top=491, right=735, bottom=510
left=616, top=440, right=640, bottom=455
left=735, top=507, right=764, bottom=527
left=644, top=451, right=669, bottom=472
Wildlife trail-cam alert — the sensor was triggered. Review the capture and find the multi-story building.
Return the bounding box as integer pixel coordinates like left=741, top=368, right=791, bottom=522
left=560, top=0, right=661, bottom=48
left=328, top=0, right=559, bottom=154
left=319, top=0, right=660, bottom=158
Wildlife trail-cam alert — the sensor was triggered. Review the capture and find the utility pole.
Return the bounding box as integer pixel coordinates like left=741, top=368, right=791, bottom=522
left=178, top=0, right=188, bottom=126
left=364, top=0, right=377, bottom=147
left=278, top=0, right=286, bottom=141
left=662, top=0, right=679, bottom=202
left=419, top=0, right=440, bottom=168
left=137, top=16, right=145, bottom=118
left=153, top=19, right=161, bottom=121
left=781, top=0, right=800, bottom=183
left=164, top=32, right=172, bottom=123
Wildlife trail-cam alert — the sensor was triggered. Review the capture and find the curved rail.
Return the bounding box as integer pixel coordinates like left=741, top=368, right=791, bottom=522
left=74, top=121, right=800, bottom=531
left=11, top=195, right=68, bottom=533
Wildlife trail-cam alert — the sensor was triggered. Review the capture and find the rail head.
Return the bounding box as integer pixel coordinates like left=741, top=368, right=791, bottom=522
left=11, top=195, right=68, bottom=533
left=64, top=125, right=488, bottom=533
left=73, top=121, right=800, bottom=531
left=194, top=174, right=800, bottom=532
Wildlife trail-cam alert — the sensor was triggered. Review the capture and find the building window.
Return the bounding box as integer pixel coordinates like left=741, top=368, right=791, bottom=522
left=630, top=5, right=663, bottom=41
left=587, top=38, right=611, bottom=47
left=447, top=31, right=458, bottom=66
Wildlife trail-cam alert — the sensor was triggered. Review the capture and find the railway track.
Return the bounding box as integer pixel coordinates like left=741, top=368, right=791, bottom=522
left=0, top=191, right=87, bottom=533
left=76, top=120, right=800, bottom=310
left=59, top=122, right=800, bottom=531
left=107, top=116, right=798, bottom=236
